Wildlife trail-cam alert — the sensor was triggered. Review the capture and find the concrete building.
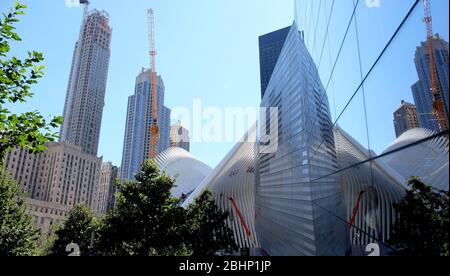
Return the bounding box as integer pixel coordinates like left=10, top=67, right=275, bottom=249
left=25, top=199, right=71, bottom=236
left=60, top=9, right=112, bottom=156
left=120, top=68, right=171, bottom=181
left=393, top=100, right=420, bottom=138
left=2, top=5, right=111, bottom=235
left=3, top=142, right=102, bottom=211
left=96, top=162, right=119, bottom=215
left=169, top=121, right=190, bottom=152
left=411, top=35, right=449, bottom=132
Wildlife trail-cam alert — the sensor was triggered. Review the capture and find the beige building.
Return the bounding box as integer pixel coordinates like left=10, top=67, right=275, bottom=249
left=25, top=198, right=71, bottom=236
left=4, top=142, right=102, bottom=215
left=170, top=121, right=190, bottom=152
left=96, top=162, right=119, bottom=215
left=393, top=100, right=420, bottom=138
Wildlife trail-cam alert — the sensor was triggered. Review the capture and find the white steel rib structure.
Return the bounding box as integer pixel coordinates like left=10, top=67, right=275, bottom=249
left=381, top=128, right=449, bottom=191
left=155, top=147, right=212, bottom=199
left=182, top=124, right=260, bottom=249
left=334, top=127, right=407, bottom=247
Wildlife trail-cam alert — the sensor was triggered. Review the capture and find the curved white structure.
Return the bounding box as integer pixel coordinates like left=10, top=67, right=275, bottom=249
left=334, top=127, right=407, bottom=246
left=155, top=147, right=212, bottom=199
left=183, top=125, right=260, bottom=249
left=382, top=128, right=449, bottom=191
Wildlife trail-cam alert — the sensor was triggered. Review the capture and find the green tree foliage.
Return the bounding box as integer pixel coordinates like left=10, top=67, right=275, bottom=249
left=96, top=160, right=189, bottom=256
left=48, top=204, right=97, bottom=256
left=0, top=1, right=62, bottom=164
left=0, top=169, right=39, bottom=256
left=389, top=177, right=449, bottom=256
left=187, top=190, right=238, bottom=256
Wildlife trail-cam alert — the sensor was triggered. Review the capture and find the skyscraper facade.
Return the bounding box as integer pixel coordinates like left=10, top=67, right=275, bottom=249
left=60, top=9, right=112, bottom=155
left=3, top=6, right=111, bottom=234
left=170, top=121, right=190, bottom=152
left=120, top=69, right=171, bottom=181
left=411, top=35, right=449, bottom=132
left=393, top=100, right=420, bottom=138
left=4, top=142, right=102, bottom=211
left=256, top=23, right=348, bottom=256
left=96, top=162, right=118, bottom=214
left=258, top=26, right=290, bottom=99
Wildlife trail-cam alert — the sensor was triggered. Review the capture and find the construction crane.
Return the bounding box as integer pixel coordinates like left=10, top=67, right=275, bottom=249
left=423, top=0, right=449, bottom=132
left=148, top=9, right=160, bottom=159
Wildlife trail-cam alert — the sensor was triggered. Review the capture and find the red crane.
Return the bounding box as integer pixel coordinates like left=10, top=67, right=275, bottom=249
left=423, top=0, right=448, bottom=132
left=148, top=9, right=160, bottom=159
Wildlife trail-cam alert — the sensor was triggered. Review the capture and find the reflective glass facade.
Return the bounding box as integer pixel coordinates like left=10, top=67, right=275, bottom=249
left=256, top=23, right=349, bottom=256
left=121, top=69, right=171, bottom=181
left=258, top=26, right=291, bottom=99
left=411, top=36, right=449, bottom=132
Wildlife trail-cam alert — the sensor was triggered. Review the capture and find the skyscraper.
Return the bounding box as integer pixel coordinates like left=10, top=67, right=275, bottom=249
left=256, top=23, right=348, bottom=256
left=96, top=162, right=118, bottom=214
left=121, top=68, right=171, bottom=181
left=393, top=100, right=420, bottom=138
left=170, top=121, right=190, bottom=152
left=3, top=5, right=111, bottom=234
left=60, top=9, right=112, bottom=155
left=258, top=26, right=290, bottom=99
left=411, top=35, right=449, bottom=133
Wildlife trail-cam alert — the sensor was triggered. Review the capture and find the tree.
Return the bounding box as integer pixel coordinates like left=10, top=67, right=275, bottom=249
left=389, top=177, right=449, bottom=256
left=0, top=169, right=39, bottom=256
left=187, top=190, right=238, bottom=256
left=96, top=160, right=189, bottom=256
left=48, top=204, right=97, bottom=256
left=0, top=1, right=62, bottom=165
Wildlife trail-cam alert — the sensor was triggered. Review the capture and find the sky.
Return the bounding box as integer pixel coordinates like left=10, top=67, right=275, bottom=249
left=1, top=0, right=449, bottom=168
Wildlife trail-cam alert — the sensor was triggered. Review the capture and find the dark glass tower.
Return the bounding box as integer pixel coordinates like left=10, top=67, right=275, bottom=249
left=258, top=26, right=291, bottom=99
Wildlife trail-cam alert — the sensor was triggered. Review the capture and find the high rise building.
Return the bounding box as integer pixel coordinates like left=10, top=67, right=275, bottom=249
left=120, top=68, right=171, bottom=181
left=170, top=121, right=190, bottom=152
left=258, top=26, right=290, bottom=99
left=255, top=23, right=349, bottom=256
left=60, top=9, right=112, bottom=155
left=393, top=100, right=420, bottom=138
left=411, top=35, right=449, bottom=132
left=96, top=162, right=118, bottom=214
left=3, top=5, right=111, bottom=234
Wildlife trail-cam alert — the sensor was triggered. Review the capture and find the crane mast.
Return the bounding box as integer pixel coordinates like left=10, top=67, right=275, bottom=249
left=423, top=0, right=448, bottom=132
left=148, top=9, right=160, bottom=159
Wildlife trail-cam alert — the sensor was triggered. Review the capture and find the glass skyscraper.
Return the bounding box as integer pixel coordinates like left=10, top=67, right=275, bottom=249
left=258, top=26, right=291, bottom=99
left=411, top=35, right=449, bottom=132
left=120, top=69, right=171, bottom=181
left=256, top=22, right=349, bottom=256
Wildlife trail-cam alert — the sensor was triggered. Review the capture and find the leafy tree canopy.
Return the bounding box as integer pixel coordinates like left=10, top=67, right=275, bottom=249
left=0, top=169, right=39, bottom=256
left=389, top=177, right=449, bottom=256
left=48, top=204, right=97, bottom=256
left=0, top=1, right=62, bottom=164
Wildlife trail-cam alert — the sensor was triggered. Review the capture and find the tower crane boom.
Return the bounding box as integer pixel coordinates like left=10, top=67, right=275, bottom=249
left=423, top=0, right=448, bottom=131
left=148, top=9, right=159, bottom=159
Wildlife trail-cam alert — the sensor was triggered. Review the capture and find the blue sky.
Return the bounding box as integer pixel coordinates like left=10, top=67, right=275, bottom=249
left=1, top=0, right=449, bottom=168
